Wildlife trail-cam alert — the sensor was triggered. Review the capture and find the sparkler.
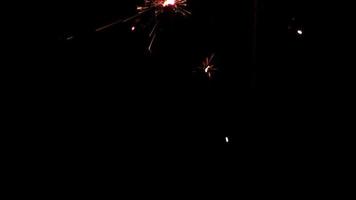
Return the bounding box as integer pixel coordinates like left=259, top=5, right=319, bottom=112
left=95, top=0, right=191, bottom=53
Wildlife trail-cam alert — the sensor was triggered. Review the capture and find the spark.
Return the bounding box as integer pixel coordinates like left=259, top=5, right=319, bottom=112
left=225, top=137, right=229, bottom=143
left=148, top=33, right=157, bottom=52
left=96, top=7, right=153, bottom=32
left=66, top=36, right=74, bottom=41
left=95, top=0, right=191, bottom=53
left=96, top=19, right=123, bottom=32
left=205, top=65, right=213, bottom=73
left=149, top=21, right=159, bottom=37
left=200, top=53, right=217, bottom=80
left=297, top=29, right=303, bottom=35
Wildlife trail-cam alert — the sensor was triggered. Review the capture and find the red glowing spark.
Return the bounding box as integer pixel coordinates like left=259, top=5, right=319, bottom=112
left=201, top=53, right=217, bottom=80
left=163, top=0, right=175, bottom=7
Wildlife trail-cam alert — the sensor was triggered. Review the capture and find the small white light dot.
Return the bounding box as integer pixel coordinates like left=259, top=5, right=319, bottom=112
left=225, top=137, right=229, bottom=143
left=205, top=65, right=211, bottom=73
left=297, top=30, right=303, bottom=35
left=66, top=36, right=74, bottom=40
left=131, top=26, right=136, bottom=31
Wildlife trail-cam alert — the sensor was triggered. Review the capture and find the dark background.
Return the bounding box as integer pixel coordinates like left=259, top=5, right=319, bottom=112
left=46, top=0, right=307, bottom=88
left=14, top=1, right=348, bottom=196
left=32, top=0, right=310, bottom=162
left=40, top=0, right=309, bottom=142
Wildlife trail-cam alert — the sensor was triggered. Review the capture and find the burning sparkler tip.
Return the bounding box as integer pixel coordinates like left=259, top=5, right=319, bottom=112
left=163, top=0, right=176, bottom=7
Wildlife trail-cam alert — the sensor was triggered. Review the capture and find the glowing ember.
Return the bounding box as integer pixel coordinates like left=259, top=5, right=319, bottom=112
left=225, top=137, right=229, bottom=143
left=205, top=65, right=212, bottom=73
left=163, top=0, right=175, bottom=7
left=199, top=53, right=217, bottom=80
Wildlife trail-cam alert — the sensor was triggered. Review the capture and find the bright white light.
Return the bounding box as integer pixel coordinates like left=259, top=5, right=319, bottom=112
left=131, top=26, right=136, bottom=31
left=205, top=65, right=212, bottom=73
left=163, top=0, right=175, bottom=7
left=297, top=30, right=303, bottom=35
left=225, top=137, right=229, bottom=143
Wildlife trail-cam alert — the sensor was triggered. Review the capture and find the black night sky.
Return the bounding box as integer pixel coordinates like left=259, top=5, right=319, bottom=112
left=16, top=1, right=348, bottom=196
left=48, top=0, right=307, bottom=89
left=44, top=0, right=309, bottom=143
